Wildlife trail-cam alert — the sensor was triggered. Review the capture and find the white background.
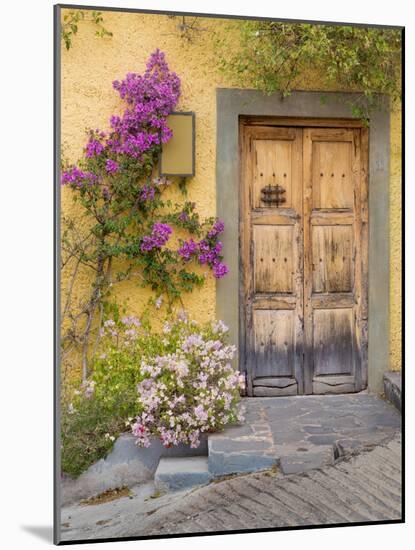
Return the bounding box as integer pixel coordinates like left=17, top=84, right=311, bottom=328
left=0, top=0, right=412, bottom=548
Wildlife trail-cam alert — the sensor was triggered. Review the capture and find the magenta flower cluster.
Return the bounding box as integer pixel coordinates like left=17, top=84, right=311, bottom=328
left=61, top=49, right=181, bottom=189
left=140, top=185, right=155, bottom=202
left=140, top=222, right=173, bottom=252
left=85, top=138, right=105, bottom=158
left=61, top=166, right=97, bottom=188
left=177, top=238, right=198, bottom=260
left=109, top=49, right=181, bottom=158
left=61, top=50, right=229, bottom=291
left=177, top=220, right=229, bottom=278
left=105, top=159, right=119, bottom=174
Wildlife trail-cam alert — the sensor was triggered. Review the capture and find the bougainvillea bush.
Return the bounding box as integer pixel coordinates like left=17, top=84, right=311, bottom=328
left=61, top=312, right=244, bottom=477
left=61, top=49, right=228, bottom=380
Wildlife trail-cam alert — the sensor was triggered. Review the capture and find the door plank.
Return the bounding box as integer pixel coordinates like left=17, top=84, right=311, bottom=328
left=254, top=225, right=294, bottom=293
left=311, top=225, right=353, bottom=293
left=253, top=309, right=294, bottom=378
left=253, top=139, right=293, bottom=208
left=360, top=128, right=369, bottom=388
left=303, top=128, right=314, bottom=394
left=312, top=140, right=354, bottom=209
left=313, top=308, right=354, bottom=375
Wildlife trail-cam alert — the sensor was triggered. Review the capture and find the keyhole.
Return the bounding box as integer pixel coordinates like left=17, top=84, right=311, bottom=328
left=272, top=258, right=276, bottom=262
left=284, top=258, right=287, bottom=263
left=260, top=258, right=264, bottom=262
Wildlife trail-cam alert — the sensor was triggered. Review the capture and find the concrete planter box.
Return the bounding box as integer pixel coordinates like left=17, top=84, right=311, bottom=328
left=61, top=433, right=208, bottom=506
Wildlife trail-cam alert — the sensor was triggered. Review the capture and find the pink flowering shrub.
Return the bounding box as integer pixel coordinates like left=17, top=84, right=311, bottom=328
left=131, top=316, right=244, bottom=448
left=61, top=311, right=244, bottom=476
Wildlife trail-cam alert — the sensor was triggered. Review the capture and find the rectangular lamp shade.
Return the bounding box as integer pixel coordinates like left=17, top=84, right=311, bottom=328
left=159, top=112, right=195, bottom=177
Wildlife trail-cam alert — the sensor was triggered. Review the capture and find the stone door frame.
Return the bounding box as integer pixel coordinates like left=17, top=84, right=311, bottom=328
left=216, top=89, right=390, bottom=394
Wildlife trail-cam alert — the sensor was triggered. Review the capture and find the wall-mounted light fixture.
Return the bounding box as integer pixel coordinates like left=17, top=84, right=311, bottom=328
left=159, top=112, right=195, bottom=177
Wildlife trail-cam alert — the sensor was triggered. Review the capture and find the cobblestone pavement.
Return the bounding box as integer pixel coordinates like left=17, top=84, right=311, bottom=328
left=60, top=433, right=401, bottom=541
left=208, top=394, right=401, bottom=475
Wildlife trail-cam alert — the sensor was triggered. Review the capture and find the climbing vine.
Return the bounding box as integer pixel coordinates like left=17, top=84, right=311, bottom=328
left=61, top=50, right=228, bottom=381
left=216, top=22, right=401, bottom=120
left=61, top=10, right=113, bottom=50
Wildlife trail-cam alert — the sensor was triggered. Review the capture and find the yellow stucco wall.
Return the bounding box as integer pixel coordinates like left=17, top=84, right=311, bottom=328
left=389, top=104, right=402, bottom=370
left=61, top=10, right=402, bottom=375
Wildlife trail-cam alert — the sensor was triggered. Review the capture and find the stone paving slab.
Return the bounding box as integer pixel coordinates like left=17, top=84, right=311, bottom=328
left=208, top=394, right=401, bottom=476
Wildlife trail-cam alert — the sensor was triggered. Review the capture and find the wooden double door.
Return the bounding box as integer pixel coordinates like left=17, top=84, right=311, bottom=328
left=240, top=120, right=368, bottom=396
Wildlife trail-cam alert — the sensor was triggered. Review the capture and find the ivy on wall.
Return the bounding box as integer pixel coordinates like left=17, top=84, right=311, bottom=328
left=216, top=21, right=401, bottom=120
left=61, top=10, right=113, bottom=50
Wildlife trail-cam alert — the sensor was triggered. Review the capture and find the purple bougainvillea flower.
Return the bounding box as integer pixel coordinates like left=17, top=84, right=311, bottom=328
left=85, top=139, right=104, bottom=158
left=105, top=159, right=119, bottom=174
left=178, top=211, right=189, bottom=222
left=212, top=261, right=229, bottom=279
left=140, top=185, right=155, bottom=202
left=140, top=222, right=172, bottom=252
left=178, top=239, right=198, bottom=261
left=207, top=219, right=225, bottom=239
left=61, top=166, right=97, bottom=188
left=110, top=49, right=181, bottom=159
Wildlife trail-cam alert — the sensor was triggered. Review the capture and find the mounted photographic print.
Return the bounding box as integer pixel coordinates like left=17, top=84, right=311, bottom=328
left=54, top=4, right=404, bottom=544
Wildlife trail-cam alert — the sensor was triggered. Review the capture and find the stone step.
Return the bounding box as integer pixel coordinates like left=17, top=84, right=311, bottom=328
left=155, top=457, right=212, bottom=492
left=208, top=434, right=278, bottom=476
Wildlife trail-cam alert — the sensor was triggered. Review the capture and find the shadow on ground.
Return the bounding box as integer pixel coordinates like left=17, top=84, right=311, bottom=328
left=21, top=525, right=53, bottom=543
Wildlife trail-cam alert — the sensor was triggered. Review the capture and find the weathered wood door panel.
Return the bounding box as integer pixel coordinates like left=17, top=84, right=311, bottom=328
left=303, top=127, right=367, bottom=394
left=241, top=127, right=304, bottom=397
left=240, top=122, right=368, bottom=396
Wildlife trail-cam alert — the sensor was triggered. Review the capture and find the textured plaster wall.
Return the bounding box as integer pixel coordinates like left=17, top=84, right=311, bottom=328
left=61, top=11, right=230, bottom=381
left=60, top=9, right=402, bottom=375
